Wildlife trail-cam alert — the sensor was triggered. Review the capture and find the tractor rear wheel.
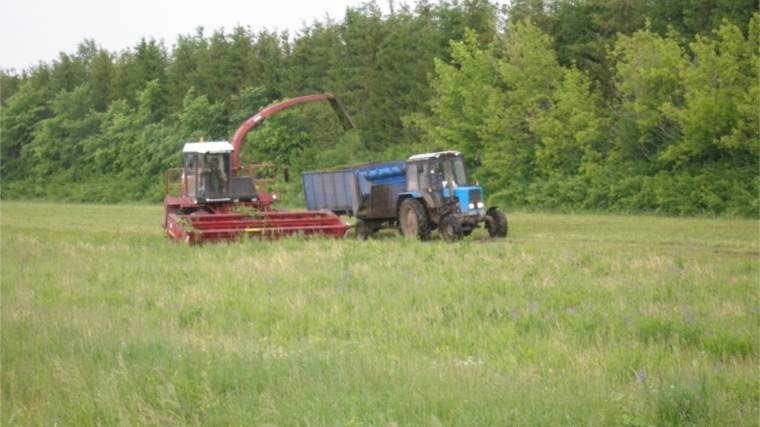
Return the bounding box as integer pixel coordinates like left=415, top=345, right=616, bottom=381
left=486, top=209, right=508, bottom=238
left=399, top=198, right=431, bottom=241
left=355, top=219, right=371, bottom=241
left=440, top=215, right=464, bottom=242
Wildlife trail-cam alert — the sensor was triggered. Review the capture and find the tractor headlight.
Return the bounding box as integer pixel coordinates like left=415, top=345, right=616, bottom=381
left=477, top=202, right=484, bottom=209
left=468, top=203, right=475, bottom=210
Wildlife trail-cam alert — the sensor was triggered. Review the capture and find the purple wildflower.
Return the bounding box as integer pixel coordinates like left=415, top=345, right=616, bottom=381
left=638, top=368, right=646, bottom=384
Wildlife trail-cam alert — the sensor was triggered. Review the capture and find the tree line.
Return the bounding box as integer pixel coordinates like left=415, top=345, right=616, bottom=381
left=1, top=0, right=757, bottom=216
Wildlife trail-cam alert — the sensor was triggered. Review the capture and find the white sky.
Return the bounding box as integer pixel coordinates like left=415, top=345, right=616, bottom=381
left=0, top=0, right=389, bottom=72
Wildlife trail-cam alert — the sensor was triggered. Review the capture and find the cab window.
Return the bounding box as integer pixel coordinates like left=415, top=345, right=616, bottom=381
left=406, top=163, right=418, bottom=191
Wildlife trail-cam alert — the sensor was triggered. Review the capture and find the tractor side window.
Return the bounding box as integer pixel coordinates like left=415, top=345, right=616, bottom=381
left=418, top=163, right=430, bottom=190
left=406, top=163, right=418, bottom=191
left=430, top=160, right=445, bottom=189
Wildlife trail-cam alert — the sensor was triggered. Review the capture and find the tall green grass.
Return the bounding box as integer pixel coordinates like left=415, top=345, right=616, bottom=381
left=2, top=201, right=758, bottom=426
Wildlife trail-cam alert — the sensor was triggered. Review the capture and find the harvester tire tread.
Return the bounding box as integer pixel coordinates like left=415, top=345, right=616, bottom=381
left=399, top=198, right=431, bottom=241
left=487, top=209, right=508, bottom=238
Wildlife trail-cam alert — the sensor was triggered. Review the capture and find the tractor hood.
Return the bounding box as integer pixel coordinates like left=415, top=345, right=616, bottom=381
left=443, top=185, right=485, bottom=214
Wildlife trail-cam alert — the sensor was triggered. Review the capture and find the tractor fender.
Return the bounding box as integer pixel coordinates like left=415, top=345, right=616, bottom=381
left=395, top=192, right=420, bottom=215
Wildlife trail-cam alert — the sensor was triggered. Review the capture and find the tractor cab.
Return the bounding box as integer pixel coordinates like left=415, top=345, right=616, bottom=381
left=182, top=141, right=258, bottom=203
left=405, top=151, right=484, bottom=214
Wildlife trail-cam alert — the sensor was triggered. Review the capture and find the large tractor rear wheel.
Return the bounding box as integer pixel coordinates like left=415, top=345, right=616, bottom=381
left=439, top=215, right=464, bottom=242
left=399, top=198, right=431, bottom=241
left=486, top=208, right=508, bottom=238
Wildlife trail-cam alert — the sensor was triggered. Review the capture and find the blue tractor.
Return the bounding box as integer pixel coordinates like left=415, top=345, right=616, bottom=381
left=302, top=151, right=508, bottom=241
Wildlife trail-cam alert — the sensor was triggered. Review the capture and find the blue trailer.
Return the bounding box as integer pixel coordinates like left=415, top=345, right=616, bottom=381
left=302, top=161, right=406, bottom=216
left=302, top=151, right=508, bottom=242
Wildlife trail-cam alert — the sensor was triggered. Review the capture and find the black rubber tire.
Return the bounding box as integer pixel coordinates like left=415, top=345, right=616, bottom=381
left=486, top=209, right=508, bottom=238
left=355, top=219, right=371, bottom=241
left=399, top=198, right=431, bottom=241
left=439, top=215, right=464, bottom=242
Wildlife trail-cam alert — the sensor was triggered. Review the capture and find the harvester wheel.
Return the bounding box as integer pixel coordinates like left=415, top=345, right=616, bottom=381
left=439, top=215, right=464, bottom=242
left=355, top=219, right=371, bottom=241
left=486, top=209, right=508, bottom=238
left=399, top=198, right=431, bottom=241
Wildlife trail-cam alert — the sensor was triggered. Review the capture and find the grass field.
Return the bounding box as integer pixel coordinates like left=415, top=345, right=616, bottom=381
left=1, top=201, right=758, bottom=426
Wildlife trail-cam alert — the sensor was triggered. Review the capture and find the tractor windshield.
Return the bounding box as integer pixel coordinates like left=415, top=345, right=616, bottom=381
left=430, top=156, right=469, bottom=188
left=450, top=157, right=469, bottom=186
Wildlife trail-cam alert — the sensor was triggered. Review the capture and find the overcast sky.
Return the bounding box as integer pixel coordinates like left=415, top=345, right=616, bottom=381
left=0, top=0, right=389, bottom=72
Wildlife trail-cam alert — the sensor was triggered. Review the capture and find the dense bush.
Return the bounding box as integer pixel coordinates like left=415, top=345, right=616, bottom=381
left=491, top=163, right=759, bottom=217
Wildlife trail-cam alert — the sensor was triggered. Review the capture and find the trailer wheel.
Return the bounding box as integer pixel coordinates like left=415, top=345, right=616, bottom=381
left=355, top=219, right=371, bottom=241
left=440, top=215, right=464, bottom=242
left=399, top=198, right=431, bottom=241
left=486, top=209, right=508, bottom=238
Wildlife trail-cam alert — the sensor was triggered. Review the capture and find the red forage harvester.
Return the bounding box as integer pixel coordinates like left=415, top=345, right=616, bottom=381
left=163, top=94, right=353, bottom=244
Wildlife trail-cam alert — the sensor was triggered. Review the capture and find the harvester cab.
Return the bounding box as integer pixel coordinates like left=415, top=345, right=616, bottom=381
left=180, top=142, right=259, bottom=203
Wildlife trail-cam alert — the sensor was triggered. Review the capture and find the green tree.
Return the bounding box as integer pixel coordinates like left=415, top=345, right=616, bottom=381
left=480, top=19, right=564, bottom=185
left=49, top=52, right=85, bottom=94
left=410, top=29, right=500, bottom=155
left=504, top=0, right=556, bottom=35
left=112, top=38, right=170, bottom=118
left=175, top=88, right=227, bottom=141
left=89, top=81, right=181, bottom=181
left=250, top=29, right=287, bottom=101
left=88, top=48, right=117, bottom=112
left=413, top=20, right=566, bottom=193
left=283, top=22, right=342, bottom=95
left=229, top=85, right=270, bottom=127
left=648, top=0, right=757, bottom=41
left=85, top=100, right=133, bottom=175
left=659, top=15, right=759, bottom=166
left=336, top=2, right=390, bottom=148
left=25, top=86, right=100, bottom=179
left=609, top=25, right=688, bottom=162
left=0, top=70, right=22, bottom=106
left=244, top=112, right=310, bottom=165
left=0, top=82, right=53, bottom=180
left=167, top=28, right=206, bottom=115
left=531, top=67, right=610, bottom=176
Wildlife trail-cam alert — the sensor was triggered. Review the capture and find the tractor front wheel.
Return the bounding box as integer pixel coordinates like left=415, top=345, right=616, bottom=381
left=439, top=215, right=464, bottom=242
left=486, top=209, right=508, bottom=238
left=399, top=198, right=431, bottom=241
